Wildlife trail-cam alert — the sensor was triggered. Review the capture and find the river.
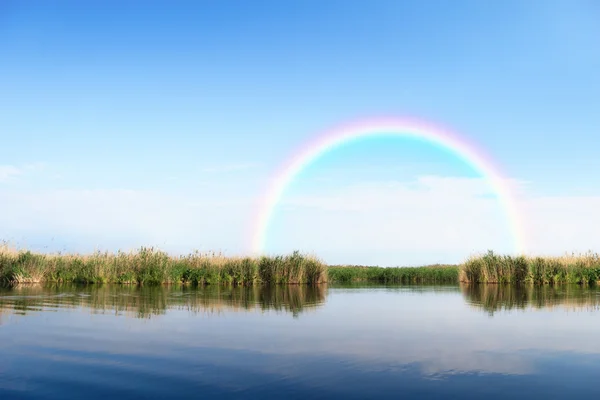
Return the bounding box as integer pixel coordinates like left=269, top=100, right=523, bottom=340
left=1, top=284, right=599, bottom=399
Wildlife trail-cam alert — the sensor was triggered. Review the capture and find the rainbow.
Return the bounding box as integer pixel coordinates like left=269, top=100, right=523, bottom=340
left=252, top=117, right=526, bottom=256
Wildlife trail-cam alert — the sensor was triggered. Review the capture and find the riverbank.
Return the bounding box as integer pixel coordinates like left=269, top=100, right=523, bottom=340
left=0, top=246, right=458, bottom=285
left=0, top=247, right=326, bottom=285
left=460, top=251, right=600, bottom=284
left=2, top=246, right=599, bottom=285
left=327, top=264, right=458, bottom=283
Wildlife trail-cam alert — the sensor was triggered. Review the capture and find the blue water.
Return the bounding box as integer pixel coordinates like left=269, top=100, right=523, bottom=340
left=1, top=284, right=599, bottom=399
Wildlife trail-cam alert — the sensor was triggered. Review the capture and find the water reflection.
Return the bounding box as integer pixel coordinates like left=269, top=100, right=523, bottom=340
left=462, top=284, right=600, bottom=315
left=3, top=283, right=600, bottom=321
left=0, top=284, right=326, bottom=320
left=2, top=284, right=600, bottom=399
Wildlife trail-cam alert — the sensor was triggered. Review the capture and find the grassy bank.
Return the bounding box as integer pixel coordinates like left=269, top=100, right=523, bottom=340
left=0, top=247, right=326, bottom=285
left=327, top=264, right=459, bottom=283
left=460, top=251, right=600, bottom=284
left=3, top=245, right=600, bottom=286
left=0, top=246, right=458, bottom=285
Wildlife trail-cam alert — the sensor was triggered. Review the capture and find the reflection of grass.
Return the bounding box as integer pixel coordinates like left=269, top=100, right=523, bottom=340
left=327, top=265, right=458, bottom=283
left=0, top=245, right=326, bottom=285
left=462, top=283, right=600, bottom=315
left=0, top=284, right=326, bottom=319
left=460, top=251, right=600, bottom=284
left=0, top=306, right=8, bottom=325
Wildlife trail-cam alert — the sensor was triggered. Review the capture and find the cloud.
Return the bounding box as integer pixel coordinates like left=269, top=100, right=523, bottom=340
left=0, top=188, right=255, bottom=255
left=284, top=176, right=507, bottom=210
left=521, top=195, right=600, bottom=255
left=266, top=176, right=600, bottom=264
left=0, top=163, right=47, bottom=183
left=200, top=163, right=257, bottom=173
left=267, top=176, right=516, bottom=263
left=2, top=175, right=600, bottom=264
left=0, top=165, right=22, bottom=182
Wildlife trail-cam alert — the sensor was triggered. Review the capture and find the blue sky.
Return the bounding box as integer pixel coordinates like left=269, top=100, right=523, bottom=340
left=1, top=1, right=599, bottom=264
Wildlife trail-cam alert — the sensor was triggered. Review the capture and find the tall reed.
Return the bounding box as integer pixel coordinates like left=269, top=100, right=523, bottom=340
left=327, top=264, right=458, bottom=283
left=4, top=244, right=600, bottom=286
left=0, top=246, right=327, bottom=285
left=460, top=251, right=600, bottom=284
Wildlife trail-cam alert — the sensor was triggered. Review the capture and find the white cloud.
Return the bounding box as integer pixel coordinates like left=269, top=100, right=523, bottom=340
left=266, top=176, right=600, bottom=264
left=0, top=163, right=47, bottom=183
left=0, top=165, right=22, bottom=182
left=268, top=177, right=516, bottom=264
left=0, top=188, right=255, bottom=255
left=2, top=175, right=600, bottom=264
left=521, top=195, right=600, bottom=256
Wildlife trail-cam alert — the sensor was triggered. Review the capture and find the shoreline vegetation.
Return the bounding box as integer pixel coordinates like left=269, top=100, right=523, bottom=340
left=460, top=251, right=600, bottom=285
left=327, top=264, right=458, bottom=283
left=0, top=246, right=327, bottom=285
left=1, top=246, right=599, bottom=286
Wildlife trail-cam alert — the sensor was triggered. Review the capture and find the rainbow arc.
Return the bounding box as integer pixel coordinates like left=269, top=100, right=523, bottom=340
left=252, top=117, right=526, bottom=256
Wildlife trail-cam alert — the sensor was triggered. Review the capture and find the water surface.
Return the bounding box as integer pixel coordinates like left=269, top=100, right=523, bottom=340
left=1, top=284, right=600, bottom=399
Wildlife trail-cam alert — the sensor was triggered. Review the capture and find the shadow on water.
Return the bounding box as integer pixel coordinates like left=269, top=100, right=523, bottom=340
left=0, top=284, right=327, bottom=320
left=462, top=283, right=600, bottom=315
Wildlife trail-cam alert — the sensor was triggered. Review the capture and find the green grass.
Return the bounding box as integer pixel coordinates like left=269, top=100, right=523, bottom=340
left=327, top=264, right=459, bottom=284
left=459, top=251, right=600, bottom=284
left=0, top=246, right=327, bottom=285
left=3, top=244, right=599, bottom=286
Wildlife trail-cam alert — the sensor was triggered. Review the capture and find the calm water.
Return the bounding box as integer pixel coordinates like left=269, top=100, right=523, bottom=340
left=1, top=284, right=600, bottom=399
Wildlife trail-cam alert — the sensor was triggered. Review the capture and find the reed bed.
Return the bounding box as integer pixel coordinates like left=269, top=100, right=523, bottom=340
left=0, top=246, right=327, bottom=285
left=4, top=244, right=600, bottom=286
left=459, top=251, right=600, bottom=285
left=327, top=264, right=458, bottom=284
